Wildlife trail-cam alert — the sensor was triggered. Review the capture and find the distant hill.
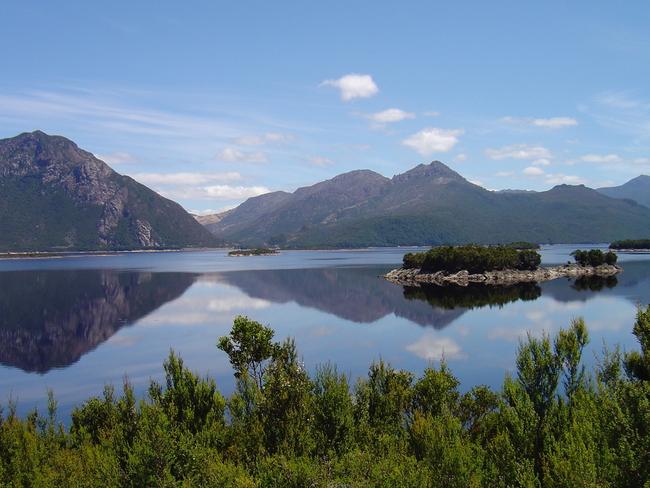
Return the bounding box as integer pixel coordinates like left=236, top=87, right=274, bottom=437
left=598, top=175, right=650, bottom=208
left=202, top=161, right=650, bottom=248
left=0, top=131, right=218, bottom=251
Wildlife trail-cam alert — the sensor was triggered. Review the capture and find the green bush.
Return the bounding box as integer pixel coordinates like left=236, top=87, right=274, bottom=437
left=2, top=310, right=650, bottom=487
left=610, top=239, right=650, bottom=250
left=571, top=249, right=618, bottom=266
left=402, top=245, right=542, bottom=273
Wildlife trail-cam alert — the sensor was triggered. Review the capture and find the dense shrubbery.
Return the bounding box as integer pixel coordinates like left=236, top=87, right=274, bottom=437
left=505, top=241, right=540, bottom=250
left=2, top=310, right=650, bottom=486
left=610, top=239, right=650, bottom=250
left=403, top=245, right=541, bottom=273
left=571, top=249, right=618, bottom=266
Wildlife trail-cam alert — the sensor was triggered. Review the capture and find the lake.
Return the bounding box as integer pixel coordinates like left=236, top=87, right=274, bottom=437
left=1, top=245, right=649, bottom=419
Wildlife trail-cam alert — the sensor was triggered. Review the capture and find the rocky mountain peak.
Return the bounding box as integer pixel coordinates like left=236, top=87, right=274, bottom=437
left=392, top=161, right=466, bottom=185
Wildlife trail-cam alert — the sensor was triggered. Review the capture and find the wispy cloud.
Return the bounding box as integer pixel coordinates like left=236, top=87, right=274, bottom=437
left=232, top=132, right=293, bottom=146
left=160, top=185, right=270, bottom=201
left=366, top=108, right=415, bottom=125
left=485, top=144, right=552, bottom=160
left=216, top=147, right=268, bottom=163
left=127, top=171, right=242, bottom=186
left=96, top=151, right=138, bottom=165
left=309, top=156, right=334, bottom=167
left=501, top=116, right=578, bottom=129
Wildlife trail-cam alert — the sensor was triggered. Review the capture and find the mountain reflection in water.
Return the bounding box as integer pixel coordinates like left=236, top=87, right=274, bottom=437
left=214, top=267, right=465, bottom=328
left=0, top=270, right=196, bottom=373
left=3, top=258, right=650, bottom=376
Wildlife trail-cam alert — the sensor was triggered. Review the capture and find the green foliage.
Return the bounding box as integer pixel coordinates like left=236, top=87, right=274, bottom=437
left=505, top=241, right=541, bottom=250
left=2, top=312, right=650, bottom=486
left=610, top=238, right=650, bottom=250
left=403, top=245, right=542, bottom=273
left=217, top=315, right=278, bottom=389
left=572, top=248, right=618, bottom=266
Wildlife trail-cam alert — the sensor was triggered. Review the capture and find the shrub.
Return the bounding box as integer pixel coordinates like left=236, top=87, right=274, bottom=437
left=571, top=249, right=617, bottom=266
left=403, top=245, right=542, bottom=273
left=609, top=239, right=650, bottom=250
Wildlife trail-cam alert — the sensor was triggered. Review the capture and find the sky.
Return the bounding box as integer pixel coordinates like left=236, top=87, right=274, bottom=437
left=1, top=1, right=649, bottom=214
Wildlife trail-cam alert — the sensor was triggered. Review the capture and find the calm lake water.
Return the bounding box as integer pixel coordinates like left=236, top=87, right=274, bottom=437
left=1, top=245, right=649, bottom=419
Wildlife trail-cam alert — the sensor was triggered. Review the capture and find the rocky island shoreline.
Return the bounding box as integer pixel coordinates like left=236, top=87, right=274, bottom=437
left=384, top=263, right=622, bottom=287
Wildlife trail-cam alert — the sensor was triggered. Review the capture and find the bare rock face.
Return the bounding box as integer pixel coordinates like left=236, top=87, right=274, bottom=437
left=384, top=264, right=622, bottom=287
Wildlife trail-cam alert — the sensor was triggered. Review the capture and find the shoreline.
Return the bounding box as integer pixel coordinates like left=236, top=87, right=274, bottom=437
left=384, top=263, right=622, bottom=287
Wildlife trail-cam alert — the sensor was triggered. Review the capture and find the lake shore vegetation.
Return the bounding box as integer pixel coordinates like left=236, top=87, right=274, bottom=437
left=1, top=311, right=650, bottom=487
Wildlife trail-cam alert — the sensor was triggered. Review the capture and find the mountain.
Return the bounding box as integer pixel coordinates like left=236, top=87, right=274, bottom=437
left=203, top=161, right=650, bottom=247
left=0, top=131, right=217, bottom=251
left=202, top=170, right=390, bottom=244
left=598, top=175, right=650, bottom=208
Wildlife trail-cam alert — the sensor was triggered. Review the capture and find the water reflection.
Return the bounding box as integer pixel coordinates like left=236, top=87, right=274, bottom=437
left=403, top=282, right=542, bottom=310
left=214, top=267, right=464, bottom=328
left=0, top=270, right=196, bottom=372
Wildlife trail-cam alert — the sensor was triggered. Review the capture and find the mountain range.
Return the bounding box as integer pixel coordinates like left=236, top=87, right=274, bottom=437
left=0, top=131, right=217, bottom=251
left=203, top=162, right=650, bottom=248
left=2, top=130, right=649, bottom=251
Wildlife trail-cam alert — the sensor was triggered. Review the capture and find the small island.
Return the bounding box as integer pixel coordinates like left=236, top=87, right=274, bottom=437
left=228, top=248, right=279, bottom=257
left=385, top=245, right=621, bottom=287
left=610, top=239, right=650, bottom=251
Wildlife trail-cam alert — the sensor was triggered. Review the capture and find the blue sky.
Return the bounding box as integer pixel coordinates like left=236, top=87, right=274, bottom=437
left=1, top=1, right=649, bottom=213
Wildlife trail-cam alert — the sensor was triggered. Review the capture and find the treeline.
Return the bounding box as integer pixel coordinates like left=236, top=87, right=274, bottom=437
left=571, top=249, right=618, bottom=266
left=1, top=311, right=650, bottom=487
left=610, top=239, right=650, bottom=250
left=403, top=245, right=541, bottom=273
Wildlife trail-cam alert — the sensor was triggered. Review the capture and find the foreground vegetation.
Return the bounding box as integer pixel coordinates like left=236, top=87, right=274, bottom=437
left=610, top=239, right=650, bottom=250
left=403, top=245, right=541, bottom=273
left=2, top=311, right=650, bottom=487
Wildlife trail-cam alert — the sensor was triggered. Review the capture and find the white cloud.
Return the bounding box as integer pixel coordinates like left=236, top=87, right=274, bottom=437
left=232, top=132, right=292, bottom=146
left=217, top=147, right=267, bottom=163
left=309, top=156, right=334, bottom=167
left=580, top=153, right=622, bottom=164
left=545, top=173, right=586, bottom=185
left=523, top=166, right=545, bottom=176
left=160, top=185, right=270, bottom=201
left=129, top=171, right=241, bottom=186
left=367, top=108, right=415, bottom=124
left=469, top=179, right=484, bottom=186
left=96, top=151, right=137, bottom=165
left=402, top=127, right=463, bottom=155
left=485, top=144, right=552, bottom=160
left=406, top=335, right=465, bottom=361
left=502, top=116, right=577, bottom=129
left=320, top=73, right=379, bottom=101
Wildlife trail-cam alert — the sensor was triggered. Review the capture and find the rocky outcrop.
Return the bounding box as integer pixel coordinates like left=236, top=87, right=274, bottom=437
left=384, top=264, right=622, bottom=287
